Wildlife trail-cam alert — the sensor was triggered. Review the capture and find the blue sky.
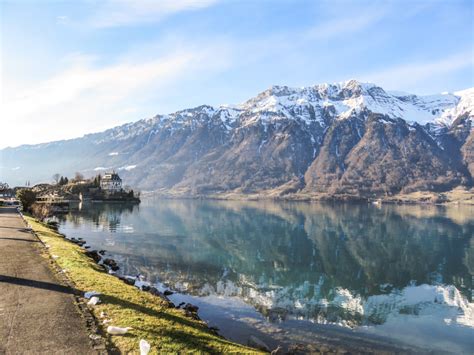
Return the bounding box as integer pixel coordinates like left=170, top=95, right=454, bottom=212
left=1, top=0, right=473, bottom=148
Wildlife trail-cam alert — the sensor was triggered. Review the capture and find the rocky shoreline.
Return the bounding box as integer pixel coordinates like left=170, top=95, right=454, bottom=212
left=60, top=232, right=211, bottom=327
left=62, top=232, right=295, bottom=353
left=46, top=220, right=377, bottom=354
left=23, top=216, right=258, bottom=353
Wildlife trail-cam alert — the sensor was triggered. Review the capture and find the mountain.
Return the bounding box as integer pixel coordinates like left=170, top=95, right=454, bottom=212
left=1, top=80, right=473, bottom=199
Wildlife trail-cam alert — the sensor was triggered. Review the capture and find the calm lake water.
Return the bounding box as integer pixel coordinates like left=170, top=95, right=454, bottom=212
left=56, top=198, right=474, bottom=353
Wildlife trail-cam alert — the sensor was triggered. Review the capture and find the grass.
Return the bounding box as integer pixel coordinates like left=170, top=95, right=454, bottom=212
left=25, top=216, right=260, bottom=354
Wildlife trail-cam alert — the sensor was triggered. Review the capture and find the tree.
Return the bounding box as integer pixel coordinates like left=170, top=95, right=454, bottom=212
left=93, top=174, right=101, bottom=187
left=31, top=203, right=53, bottom=221
left=74, top=172, right=84, bottom=182
left=58, top=176, right=68, bottom=185
left=52, top=173, right=61, bottom=185
left=16, top=189, right=37, bottom=212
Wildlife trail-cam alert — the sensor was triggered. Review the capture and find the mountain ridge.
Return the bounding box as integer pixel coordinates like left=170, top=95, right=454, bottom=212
left=1, top=80, right=473, bottom=200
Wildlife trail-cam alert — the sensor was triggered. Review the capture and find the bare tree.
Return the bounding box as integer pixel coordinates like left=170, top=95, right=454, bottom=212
left=31, top=203, right=53, bottom=221
left=74, top=172, right=84, bottom=182
left=52, top=173, right=61, bottom=185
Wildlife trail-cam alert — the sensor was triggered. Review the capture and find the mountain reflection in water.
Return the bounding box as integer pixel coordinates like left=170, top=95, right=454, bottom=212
left=57, top=199, right=474, bottom=353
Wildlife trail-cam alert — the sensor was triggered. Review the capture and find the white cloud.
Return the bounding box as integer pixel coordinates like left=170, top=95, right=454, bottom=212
left=1, top=43, right=233, bottom=148
left=89, top=0, right=219, bottom=28
left=305, top=8, right=386, bottom=40
left=4, top=51, right=194, bottom=118
left=361, top=52, right=473, bottom=91
left=119, top=165, right=137, bottom=171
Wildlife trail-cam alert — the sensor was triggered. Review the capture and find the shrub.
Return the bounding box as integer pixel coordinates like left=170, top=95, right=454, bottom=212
left=31, top=203, right=54, bottom=221
left=16, top=189, right=37, bottom=212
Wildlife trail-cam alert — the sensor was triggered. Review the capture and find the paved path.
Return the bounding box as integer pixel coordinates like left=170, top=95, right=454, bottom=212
left=0, top=207, right=95, bottom=354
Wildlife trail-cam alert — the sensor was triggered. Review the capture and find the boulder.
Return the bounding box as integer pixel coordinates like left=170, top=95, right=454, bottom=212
left=85, top=250, right=101, bottom=263
left=103, top=258, right=119, bottom=271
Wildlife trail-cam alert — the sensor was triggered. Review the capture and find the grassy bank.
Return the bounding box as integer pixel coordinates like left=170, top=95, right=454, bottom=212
left=25, top=216, right=259, bottom=354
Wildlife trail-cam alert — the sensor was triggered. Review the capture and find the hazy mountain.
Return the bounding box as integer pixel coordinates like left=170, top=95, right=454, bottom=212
left=1, top=80, right=473, bottom=198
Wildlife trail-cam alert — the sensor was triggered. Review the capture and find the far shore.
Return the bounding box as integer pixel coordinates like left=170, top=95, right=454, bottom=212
left=144, top=186, right=474, bottom=206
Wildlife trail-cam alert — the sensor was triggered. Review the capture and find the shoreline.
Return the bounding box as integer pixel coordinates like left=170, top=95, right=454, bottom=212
left=145, top=186, right=474, bottom=206
left=23, top=214, right=260, bottom=354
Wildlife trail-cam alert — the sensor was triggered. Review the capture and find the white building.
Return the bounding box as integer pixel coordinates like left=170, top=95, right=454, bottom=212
left=100, top=172, right=122, bottom=192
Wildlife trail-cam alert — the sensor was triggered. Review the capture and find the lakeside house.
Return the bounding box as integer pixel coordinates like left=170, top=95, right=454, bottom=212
left=100, top=172, right=123, bottom=192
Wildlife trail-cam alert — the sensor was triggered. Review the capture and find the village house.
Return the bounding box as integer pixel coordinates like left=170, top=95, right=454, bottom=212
left=100, top=172, right=122, bottom=192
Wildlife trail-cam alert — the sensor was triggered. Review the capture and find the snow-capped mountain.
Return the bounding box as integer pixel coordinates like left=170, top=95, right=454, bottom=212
left=1, top=80, right=473, bottom=197
left=240, top=80, right=472, bottom=126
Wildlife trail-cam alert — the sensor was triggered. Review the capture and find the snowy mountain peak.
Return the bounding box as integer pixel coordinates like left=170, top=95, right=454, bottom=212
left=238, top=81, right=472, bottom=127
left=91, top=81, right=473, bottom=145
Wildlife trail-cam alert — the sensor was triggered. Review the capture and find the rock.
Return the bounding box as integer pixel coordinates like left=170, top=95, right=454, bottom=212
left=118, top=276, right=136, bottom=285
left=184, top=303, right=199, bottom=313
left=209, top=326, right=220, bottom=335
left=184, top=310, right=200, bottom=320
left=98, top=250, right=106, bottom=255
left=248, top=335, right=270, bottom=352
left=124, top=277, right=135, bottom=285
left=85, top=250, right=101, bottom=263
left=46, top=221, right=59, bottom=230
left=70, top=238, right=86, bottom=246
left=148, top=287, right=161, bottom=296
left=148, top=288, right=173, bottom=304
left=103, top=258, right=119, bottom=271
left=141, top=285, right=151, bottom=292
left=176, top=302, right=186, bottom=309
left=163, top=290, right=174, bottom=296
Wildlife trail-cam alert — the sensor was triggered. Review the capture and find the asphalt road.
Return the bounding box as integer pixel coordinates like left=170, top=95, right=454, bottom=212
left=0, top=207, right=95, bottom=354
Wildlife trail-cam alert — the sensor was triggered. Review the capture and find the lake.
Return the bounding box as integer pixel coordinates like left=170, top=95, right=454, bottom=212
left=56, top=198, right=474, bottom=353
